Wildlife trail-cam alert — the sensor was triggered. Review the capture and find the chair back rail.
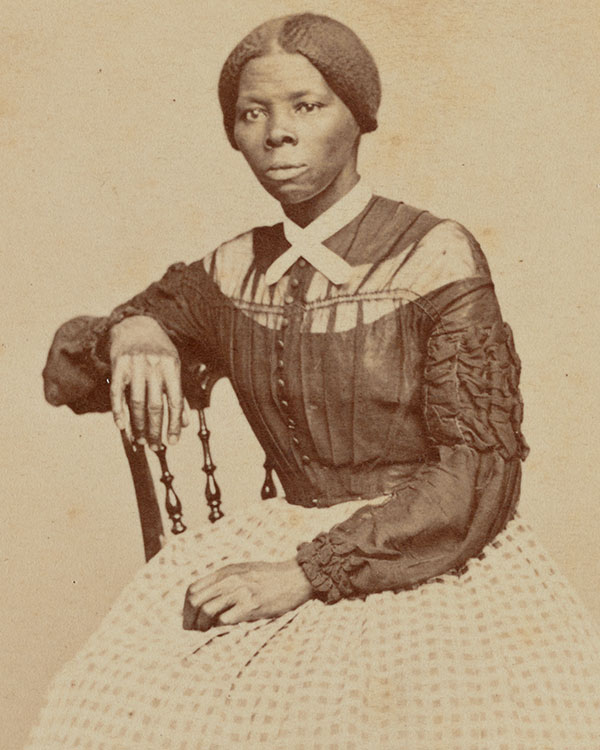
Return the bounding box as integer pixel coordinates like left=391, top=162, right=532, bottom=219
left=120, top=431, right=164, bottom=562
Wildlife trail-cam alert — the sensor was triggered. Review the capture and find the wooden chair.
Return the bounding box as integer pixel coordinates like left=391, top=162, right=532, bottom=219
left=119, top=360, right=277, bottom=562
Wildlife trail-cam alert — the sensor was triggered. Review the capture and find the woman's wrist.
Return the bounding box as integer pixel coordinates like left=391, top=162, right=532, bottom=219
left=110, top=314, right=164, bottom=342
left=284, top=558, right=315, bottom=602
left=109, top=315, right=176, bottom=359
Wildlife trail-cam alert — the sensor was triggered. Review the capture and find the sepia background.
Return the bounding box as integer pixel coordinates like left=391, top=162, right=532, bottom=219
left=2, top=0, right=599, bottom=747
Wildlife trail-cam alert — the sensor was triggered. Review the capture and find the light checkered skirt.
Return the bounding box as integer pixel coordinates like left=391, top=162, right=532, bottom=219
left=27, top=497, right=600, bottom=750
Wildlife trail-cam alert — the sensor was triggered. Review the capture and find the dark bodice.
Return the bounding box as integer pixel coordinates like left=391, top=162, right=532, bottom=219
left=43, top=196, right=528, bottom=603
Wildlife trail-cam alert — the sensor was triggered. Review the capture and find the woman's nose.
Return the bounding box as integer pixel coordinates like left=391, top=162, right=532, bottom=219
left=264, top=114, right=298, bottom=149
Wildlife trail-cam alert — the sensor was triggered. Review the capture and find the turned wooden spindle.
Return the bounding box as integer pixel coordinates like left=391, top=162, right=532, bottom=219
left=154, top=444, right=186, bottom=534
left=261, top=457, right=277, bottom=499
left=197, top=408, right=223, bottom=523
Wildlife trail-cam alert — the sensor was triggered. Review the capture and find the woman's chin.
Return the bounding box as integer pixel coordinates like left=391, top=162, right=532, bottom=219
left=263, top=181, right=323, bottom=208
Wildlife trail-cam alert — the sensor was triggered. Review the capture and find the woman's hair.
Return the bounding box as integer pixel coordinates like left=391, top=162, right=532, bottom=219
left=218, top=13, right=381, bottom=149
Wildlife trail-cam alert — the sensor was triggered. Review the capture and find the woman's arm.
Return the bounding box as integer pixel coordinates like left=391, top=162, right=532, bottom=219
left=295, top=278, right=528, bottom=603
left=43, top=259, right=219, bottom=443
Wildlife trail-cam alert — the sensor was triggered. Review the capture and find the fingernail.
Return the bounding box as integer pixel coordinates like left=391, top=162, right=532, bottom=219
left=149, top=443, right=159, bottom=452
left=168, top=435, right=179, bottom=446
left=115, top=419, right=124, bottom=430
left=136, top=437, right=147, bottom=445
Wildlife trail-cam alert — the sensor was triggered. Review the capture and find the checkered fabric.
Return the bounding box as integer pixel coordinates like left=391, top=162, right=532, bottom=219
left=26, top=498, right=600, bottom=750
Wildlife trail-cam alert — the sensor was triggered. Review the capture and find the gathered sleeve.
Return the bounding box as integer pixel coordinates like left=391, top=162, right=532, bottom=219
left=296, top=275, right=529, bottom=604
left=43, top=259, right=219, bottom=414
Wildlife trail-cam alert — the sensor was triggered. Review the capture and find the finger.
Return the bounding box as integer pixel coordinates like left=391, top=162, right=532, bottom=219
left=110, top=359, right=130, bottom=431
left=187, top=573, right=220, bottom=596
left=195, top=593, right=238, bottom=631
left=188, top=565, right=242, bottom=596
left=146, top=377, right=164, bottom=449
left=182, top=593, right=199, bottom=630
left=188, top=580, right=233, bottom=609
left=193, top=609, right=215, bottom=632
left=183, top=589, right=234, bottom=631
left=129, top=360, right=147, bottom=442
left=217, top=603, right=250, bottom=626
left=121, top=400, right=133, bottom=443
left=163, top=358, right=184, bottom=445
left=182, top=400, right=191, bottom=429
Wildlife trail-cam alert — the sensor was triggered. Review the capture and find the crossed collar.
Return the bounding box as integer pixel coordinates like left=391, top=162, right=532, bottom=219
left=264, top=180, right=373, bottom=286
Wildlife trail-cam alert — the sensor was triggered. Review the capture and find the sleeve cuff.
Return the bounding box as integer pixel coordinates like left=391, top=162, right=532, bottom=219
left=43, top=315, right=112, bottom=413
left=296, top=533, right=365, bottom=605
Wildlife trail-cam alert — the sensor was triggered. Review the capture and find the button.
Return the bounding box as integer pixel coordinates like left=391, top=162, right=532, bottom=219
left=280, top=399, right=289, bottom=408
left=290, top=278, right=299, bottom=289
left=292, top=436, right=300, bottom=446
left=311, top=498, right=319, bottom=505
left=277, top=359, right=284, bottom=368
left=302, top=455, right=311, bottom=464
left=287, top=419, right=296, bottom=429
left=276, top=339, right=284, bottom=349
left=284, top=294, right=294, bottom=305
left=277, top=378, right=285, bottom=388
left=298, top=258, right=307, bottom=268
left=281, top=318, right=289, bottom=328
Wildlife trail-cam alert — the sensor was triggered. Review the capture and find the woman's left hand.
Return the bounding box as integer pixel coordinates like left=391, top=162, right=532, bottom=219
left=183, top=559, right=314, bottom=631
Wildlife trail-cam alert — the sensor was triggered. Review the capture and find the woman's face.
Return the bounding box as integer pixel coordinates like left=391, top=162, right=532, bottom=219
left=233, top=53, right=361, bottom=208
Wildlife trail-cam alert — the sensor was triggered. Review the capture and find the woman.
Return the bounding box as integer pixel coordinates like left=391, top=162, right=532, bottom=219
left=30, top=12, right=600, bottom=750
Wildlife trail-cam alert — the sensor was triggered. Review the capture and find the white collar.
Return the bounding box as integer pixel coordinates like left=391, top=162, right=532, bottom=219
left=265, top=180, right=373, bottom=286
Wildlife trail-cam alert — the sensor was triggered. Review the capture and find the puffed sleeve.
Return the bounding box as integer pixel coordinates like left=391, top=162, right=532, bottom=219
left=43, top=259, right=219, bottom=413
left=296, top=270, right=529, bottom=604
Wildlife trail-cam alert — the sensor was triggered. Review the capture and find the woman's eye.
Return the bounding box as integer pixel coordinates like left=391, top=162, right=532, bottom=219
left=296, top=102, right=322, bottom=114
left=241, top=108, right=266, bottom=122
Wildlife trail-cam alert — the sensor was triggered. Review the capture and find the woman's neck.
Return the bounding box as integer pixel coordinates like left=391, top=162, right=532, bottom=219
left=282, top=169, right=361, bottom=228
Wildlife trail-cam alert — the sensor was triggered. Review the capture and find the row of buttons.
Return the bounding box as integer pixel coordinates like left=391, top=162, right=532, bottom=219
left=276, top=262, right=312, bottom=468
left=284, top=259, right=319, bottom=505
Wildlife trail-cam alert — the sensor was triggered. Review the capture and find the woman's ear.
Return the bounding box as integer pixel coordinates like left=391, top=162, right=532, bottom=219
left=228, top=113, right=241, bottom=151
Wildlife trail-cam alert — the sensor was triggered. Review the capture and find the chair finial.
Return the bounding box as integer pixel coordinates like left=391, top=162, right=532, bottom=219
left=261, top=457, right=277, bottom=499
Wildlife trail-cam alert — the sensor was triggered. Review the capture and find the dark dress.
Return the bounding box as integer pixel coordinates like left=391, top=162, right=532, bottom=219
left=30, top=196, right=600, bottom=749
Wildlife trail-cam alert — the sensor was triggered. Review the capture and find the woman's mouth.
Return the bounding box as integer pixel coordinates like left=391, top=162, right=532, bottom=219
left=265, top=164, right=308, bottom=181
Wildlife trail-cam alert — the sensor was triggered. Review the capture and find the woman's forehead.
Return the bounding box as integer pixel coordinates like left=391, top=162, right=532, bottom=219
left=237, top=53, right=332, bottom=103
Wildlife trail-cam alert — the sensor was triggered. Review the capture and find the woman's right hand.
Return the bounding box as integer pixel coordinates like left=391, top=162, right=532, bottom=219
left=109, top=315, right=188, bottom=448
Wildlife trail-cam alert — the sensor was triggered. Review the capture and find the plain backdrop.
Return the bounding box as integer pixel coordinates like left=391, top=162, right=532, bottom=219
left=2, top=1, right=599, bottom=747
